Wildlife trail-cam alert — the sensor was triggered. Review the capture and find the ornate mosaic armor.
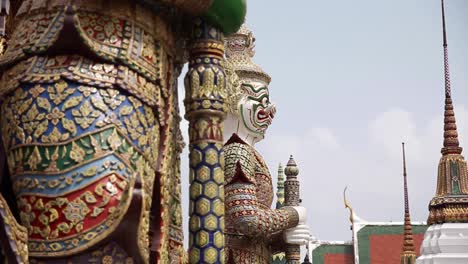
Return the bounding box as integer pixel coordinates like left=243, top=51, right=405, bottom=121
left=224, top=134, right=299, bottom=264
left=0, top=0, right=247, bottom=263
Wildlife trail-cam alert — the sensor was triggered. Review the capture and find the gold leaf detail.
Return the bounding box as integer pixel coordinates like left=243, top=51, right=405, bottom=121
left=62, top=95, right=83, bottom=111
left=39, top=213, right=49, bottom=226
left=26, top=104, right=40, bottom=122
left=37, top=97, right=51, bottom=112
left=57, top=222, right=72, bottom=234
left=17, top=98, right=33, bottom=115
left=70, top=142, right=85, bottom=163
left=100, top=89, right=125, bottom=110
left=91, top=207, right=104, bottom=217
left=49, top=208, right=59, bottom=223
left=78, top=86, right=97, bottom=97
left=117, top=180, right=127, bottom=190
left=109, top=174, right=117, bottom=183
left=50, top=229, right=59, bottom=239
left=83, top=191, right=97, bottom=203
left=48, top=179, right=60, bottom=189
left=90, top=135, right=104, bottom=156
left=63, top=197, right=90, bottom=224
left=107, top=129, right=121, bottom=151
left=65, top=177, right=73, bottom=185
left=83, top=166, right=97, bottom=177
left=28, top=146, right=42, bottom=170
left=46, top=108, right=65, bottom=126
left=34, top=198, right=44, bottom=211
left=90, top=96, right=109, bottom=113
left=62, top=118, right=77, bottom=136
left=95, top=183, right=105, bottom=196
left=33, top=120, right=49, bottom=139
left=38, top=225, right=51, bottom=239
left=75, top=222, right=83, bottom=232
left=72, top=100, right=101, bottom=129
left=30, top=85, right=46, bottom=98
left=42, top=127, right=68, bottom=143
left=49, top=80, right=75, bottom=105
left=55, top=198, right=68, bottom=208
left=119, top=105, right=133, bottom=116
left=128, top=96, right=142, bottom=109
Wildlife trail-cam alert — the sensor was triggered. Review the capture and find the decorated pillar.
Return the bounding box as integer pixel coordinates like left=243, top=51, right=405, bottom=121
left=284, top=155, right=301, bottom=264
left=184, top=18, right=227, bottom=264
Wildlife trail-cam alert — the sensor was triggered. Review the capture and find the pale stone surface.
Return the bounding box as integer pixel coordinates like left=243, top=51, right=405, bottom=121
left=416, top=223, right=468, bottom=264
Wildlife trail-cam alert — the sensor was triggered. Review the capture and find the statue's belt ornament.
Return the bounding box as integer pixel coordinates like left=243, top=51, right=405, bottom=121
left=1, top=80, right=158, bottom=258
left=0, top=0, right=248, bottom=261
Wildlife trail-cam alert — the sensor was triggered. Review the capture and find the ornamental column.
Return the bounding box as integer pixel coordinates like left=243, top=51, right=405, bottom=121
left=184, top=18, right=227, bottom=264
left=284, top=155, right=301, bottom=264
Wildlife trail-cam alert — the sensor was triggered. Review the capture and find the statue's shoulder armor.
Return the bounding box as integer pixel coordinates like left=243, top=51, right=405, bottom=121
left=224, top=134, right=256, bottom=185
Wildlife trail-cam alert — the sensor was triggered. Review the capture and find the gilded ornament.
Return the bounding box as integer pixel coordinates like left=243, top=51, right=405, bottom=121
left=0, top=0, right=192, bottom=261
left=72, top=100, right=101, bottom=129
left=70, top=142, right=85, bottom=163
left=62, top=95, right=83, bottom=111
left=48, top=81, right=75, bottom=105
left=28, top=146, right=42, bottom=171
left=63, top=197, right=90, bottom=224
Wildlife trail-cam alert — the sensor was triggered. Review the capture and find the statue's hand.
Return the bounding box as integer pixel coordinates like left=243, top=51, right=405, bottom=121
left=283, top=206, right=310, bottom=245
left=283, top=224, right=311, bottom=245
left=292, top=206, right=308, bottom=224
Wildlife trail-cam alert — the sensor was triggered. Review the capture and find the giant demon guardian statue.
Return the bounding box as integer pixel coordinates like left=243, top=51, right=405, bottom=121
left=222, top=25, right=311, bottom=264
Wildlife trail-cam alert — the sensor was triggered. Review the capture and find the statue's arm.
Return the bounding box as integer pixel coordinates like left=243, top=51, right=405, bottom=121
left=224, top=143, right=299, bottom=237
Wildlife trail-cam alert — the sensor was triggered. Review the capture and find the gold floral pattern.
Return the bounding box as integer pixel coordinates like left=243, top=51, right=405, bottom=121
left=48, top=80, right=75, bottom=105
left=63, top=197, right=91, bottom=225
left=0, top=0, right=187, bottom=260
left=72, top=101, right=101, bottom=129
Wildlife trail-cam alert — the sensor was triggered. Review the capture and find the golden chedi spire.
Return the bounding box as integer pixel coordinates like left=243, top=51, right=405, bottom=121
left=427, top=0, right=468, bottom=225
left=400, top=143, right=416, bottom=264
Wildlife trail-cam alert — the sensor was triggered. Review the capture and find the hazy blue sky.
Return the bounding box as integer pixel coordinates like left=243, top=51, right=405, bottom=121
left=179, top=0, right=468, bottom=243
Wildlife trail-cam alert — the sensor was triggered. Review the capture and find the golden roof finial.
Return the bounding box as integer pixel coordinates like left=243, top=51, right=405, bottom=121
left=344, top=187, right=354, bottom=224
